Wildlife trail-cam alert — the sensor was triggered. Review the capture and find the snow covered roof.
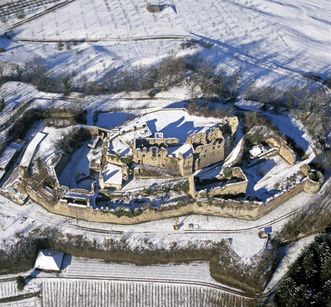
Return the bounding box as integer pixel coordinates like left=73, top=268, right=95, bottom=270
left=20, top=132, right=47, bottom=168
left=34, top=249, right=64, bottom=272
left=168, top=144, right=193, bottom=158
left=102, top=163, right=123, bottom=186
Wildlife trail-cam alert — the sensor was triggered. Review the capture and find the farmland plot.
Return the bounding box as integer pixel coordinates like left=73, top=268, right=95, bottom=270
left=40, top=278, right=251, bottom=307
left=0, top=0, right=67, bottom=31
left=62, top=258, right=219, bottom=286
left=0, top=297, right=42, bottom=307
left=0, top=280, right=39, bottom=300
left=11, top=0, right=331, bottom=75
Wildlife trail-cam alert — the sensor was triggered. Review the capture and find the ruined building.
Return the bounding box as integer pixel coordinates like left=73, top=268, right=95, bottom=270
left=132, top=118, right=238, bottom=177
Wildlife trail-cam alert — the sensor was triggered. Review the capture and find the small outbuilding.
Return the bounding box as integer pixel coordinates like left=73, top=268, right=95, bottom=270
left=34, top=249, right=64, bottom=272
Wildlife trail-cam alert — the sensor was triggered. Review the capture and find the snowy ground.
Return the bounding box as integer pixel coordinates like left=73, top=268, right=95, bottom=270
left=244, top=155, right=291, bottom=201
left=125, top=109, right=221, bottom=142
left=58, top=143, right=94, bottom=190
left=0, top=0, right=330, bottom=88
left=95, top=111, right=135, bottom=130
left=61, top=257, right=222, bottom=286
left=10, top=0, right=331, bottom=73
left=0, top=188, right=317, bottom=261
left=0, top=0, right=329, bottom=299
left=0, top=0, right=67, bottom=32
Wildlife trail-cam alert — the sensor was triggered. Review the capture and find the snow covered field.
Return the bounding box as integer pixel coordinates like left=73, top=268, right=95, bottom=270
left=37, top=277, right=249, bottom=307
left=11, top=0, right=331, bottom=72
left=62, top=257, right=220, bottom=286
left=0, top=0, right=67, bottom=31
left=0, top=256, right=251, bottom=306
left=0, top=0, right=330, bottom=88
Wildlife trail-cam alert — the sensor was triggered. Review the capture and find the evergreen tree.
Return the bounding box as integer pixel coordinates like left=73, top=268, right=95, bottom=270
left=274, top=234, right=331, bottom=306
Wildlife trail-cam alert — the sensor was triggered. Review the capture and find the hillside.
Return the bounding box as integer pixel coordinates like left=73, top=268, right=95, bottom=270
left=0, top=0, right=330, bottom=88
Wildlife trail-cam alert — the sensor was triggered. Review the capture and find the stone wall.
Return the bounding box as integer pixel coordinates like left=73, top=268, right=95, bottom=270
left=24, top=176, right=319, bottom=224
left=178, top=154, right=194, bottom=176
left=144, top=137, right=179, bottom=146
left=194, top=141, right=224, bottom=170
left=133, top=146, right=194, bottom=176
left=186, top=131, right=207, bottom=145
left=279, top=145, right=296, bottom=165
left=265, top=137, right=296, bottom=165
left=134, top=147, right=169, bottom=168
left=256, top=181, right=306, bottom=218
left=209, top=181, right=248, bottom=197
left=195, top=167, right=248, bottom=198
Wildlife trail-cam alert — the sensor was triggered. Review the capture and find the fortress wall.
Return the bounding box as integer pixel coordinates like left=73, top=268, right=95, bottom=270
left=24, top=177, right=317, bottom=224
left=186, top=131, right=207, bottom=145
left=133, top=147, right=186, bottom=176
left=209, top=181, right=248, bottom=197
left=178, top=155, right=194, bottom=176
left=26, top=185, right=260, bottom=222
left=256, top=181, right=306, bottom=218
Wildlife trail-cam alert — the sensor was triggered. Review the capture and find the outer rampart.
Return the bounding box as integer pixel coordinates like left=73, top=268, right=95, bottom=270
left=24, top=178, right=315, bottom=224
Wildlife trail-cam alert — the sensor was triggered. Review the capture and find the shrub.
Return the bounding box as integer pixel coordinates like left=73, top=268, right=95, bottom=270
left=186, top=101, right=226, bottom=118
left=57, top=41, right=64, bottom=51
left=308, top=171, right=320, bottom=182
left=244, top=112, right=267, bottom=131
left=62, top=78, right=71, bottom=96
left=56, top=128, right=91, bottom=152
left=16, top=275, right=25, bottom=290
left=0, top=98, right=4, bottom=112
left=112, top=209, right=142, bottom=218
left=16, top=9, right=26, bottom=19
left=8, top=109, right=48, bottom=140
left=245, top=133, right=263, bottom=146
left=173, top=180, right=190, bottom=193
left=187, top=61, right=233, bottom=100
left=222, top=167, right=232, bottom=178
left=325, top=77, right=331, bottom=89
